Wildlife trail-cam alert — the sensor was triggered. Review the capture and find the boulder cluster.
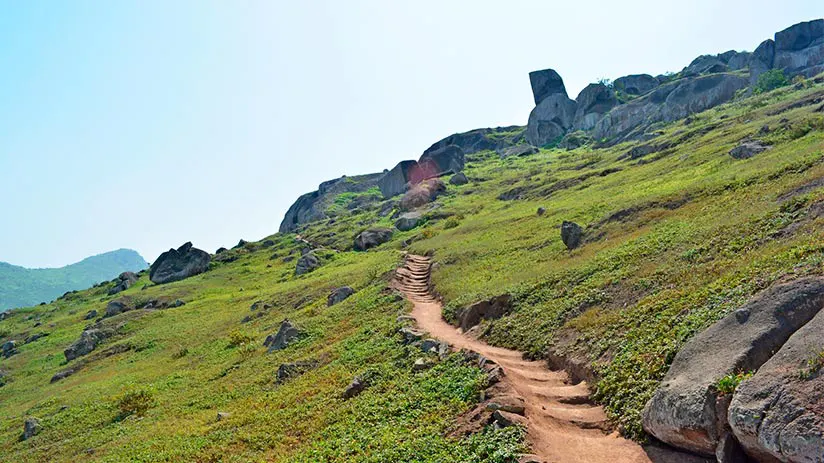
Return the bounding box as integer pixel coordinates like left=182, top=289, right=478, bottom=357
left=526, top=19, right=824, bottom=146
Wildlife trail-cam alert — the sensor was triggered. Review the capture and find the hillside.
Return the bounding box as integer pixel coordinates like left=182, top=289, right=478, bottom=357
left=0, top=250, right=149, bottom=311
left=0, top=19, right=823, bottom=463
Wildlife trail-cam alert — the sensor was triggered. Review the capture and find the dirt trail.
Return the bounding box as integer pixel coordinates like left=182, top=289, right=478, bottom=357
left=394, top=254, right=651, bottom=463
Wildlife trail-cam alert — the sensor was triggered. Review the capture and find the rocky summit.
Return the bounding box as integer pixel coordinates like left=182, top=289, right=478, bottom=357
left=2, top=16, right=824, bottom=463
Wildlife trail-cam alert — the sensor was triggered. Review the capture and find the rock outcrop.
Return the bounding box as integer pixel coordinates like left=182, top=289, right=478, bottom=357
left=729, top=141, right=768, bottom=160
left=22, top=417, right=41, bottom=440
left=264, top=320, right=302, bottom=352
left=526, top=92, right=578, bottom=147
left=149, top=242, right=210, bottom=285
left=422, top=126, right=524, bottom=158
left=103, top=296, right=134, bottom=318
left=751, top=19, right=824, bottom=83
left=642, top=277, right=824, bottom=456
left=728, top=308, right=824, bottom=462
left=108, top=272, right=138, bottom=295
left=573, top=83, right=618, bottom=131
left=614, top=74, right=659, bottom=96
left=65, top=327, right=117, bottom=361
left=354, top=228, right=393, bottom=251
left=529, top=68, right=567, bottom=105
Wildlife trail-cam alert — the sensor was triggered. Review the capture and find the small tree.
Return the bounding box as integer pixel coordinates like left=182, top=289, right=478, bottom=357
left=755, top=69, right=789, bottom=94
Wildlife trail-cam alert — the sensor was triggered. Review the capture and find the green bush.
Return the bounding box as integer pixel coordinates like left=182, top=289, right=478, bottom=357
left=716, top=371, right=754, bottom=395
left=754, top=69, right=789, bottom=94
left=227, top=329, right=255, bottom=347
left=799, top=350, right=824, bottom=380
left=117, top=388, right=156, bottom=418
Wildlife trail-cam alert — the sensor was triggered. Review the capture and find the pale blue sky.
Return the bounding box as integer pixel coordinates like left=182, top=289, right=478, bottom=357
left=0, top=1, right=820, bottom=268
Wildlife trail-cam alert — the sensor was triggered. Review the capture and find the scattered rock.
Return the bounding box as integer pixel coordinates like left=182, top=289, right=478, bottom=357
left=399, top=178, right=446, bottom=211
left=642, top=277, right=824, bottom=456
left=729, top=141, right=768, bottom=160
left=149, top=242, right=211, bottom=284
left=104, top=296, right=135, bottom=318
left=261, top=239, right=275, bottom=248
left=216, top=412, right=231, bottom=421
left=395, top=212, right=423, bottom=232
left=400, top=327, right=424, bottom=345
left=455, top=294, right=513, bottom=332
left=250, top=301, right=272, bottom=311
left=420, top=339, right=450, bottom=358
left=486, top=395, right=526, bottom=415
left=560, top=221, right=583, bottom=250
left=536, top=207, right=546, bottom=216
left=449, top=172, right=469, bottom=185
left=264, top=320, right=302, bottom=352
left=22, top=417, right=41, bottom=440
left=342, top=376, right=368, bottom=399
left=24, top=332, right=48, bottom=344
left=498, top=144, right=539, bottom=159
left=83, top=310, right=98, bottom=320
left=108, top=272, right=138, bottom=295
left=65, top=328, right=116, bottom=361
left=295, top=251, right=321, bottom=275
left=354, top=228, right=393, bottom=251
left=233, top=239, right=248, bottom=249
left=327, top=287, right=355, bottom=306
left=493, top=409, right=528, bottom=428
left=728, top=307, right=824, bottom=462
left=2, top=340, right=18, bottom=358
left=412, top=357, right=434, bottom=372
left=276, top=360, right=318, bottom=383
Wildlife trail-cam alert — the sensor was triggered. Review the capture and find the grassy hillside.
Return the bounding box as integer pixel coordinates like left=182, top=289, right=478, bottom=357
left=0, top=250, right=148, bottom=311
left=0, top=76, right=822, bottom=461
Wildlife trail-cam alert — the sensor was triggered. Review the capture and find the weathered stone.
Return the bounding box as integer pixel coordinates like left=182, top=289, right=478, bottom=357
left=354, top=228, right=393, bottom=251
left=24, top=332, right=48, bottom=344
left=400, top=327, right=424, bottom=345
left=280, top=172, right=384, bottom=231
left=560, top=221, right=583, bottom=250
left=108, top=272, right=138, bottom=295
left=276, top=360, right=318, bottom=383
left=412, top=357, right=434, bottom=371
left=295, top=251, right=321, bottom=275
left=399, top=178, right=446, bottom=211
left=728, top=307, right=824, bottom=463
left=149, top=242, right=210, bottom=284
left=2, top=340, right=18, bottom=358
left=526, top=93, right=578, bottom=147
left=750, top=39, right=776, bottom=85
left=614, top=74, right=659, bottom=96
left=417, top=145, right=465, bottom=180
left=22, top=417, right=41, bottom=440
left=377, top=160, right=419, bottom=198
left=83, top=310, right=98, bottom=320
left=422, top=126, right=525, bottom=157
left=456, top=294, right=513, bottom=332
left=104, top=296, right=134, bottom=318
left=493, top=409, right=528, bottom=428
left=342, top=376, right=367, bottom=399
left=774, top=19, right=824, bottom=77
left=642, top=277, right=824, bottom=456
left=537, top=207, right=546, bottom=216
left=264, top=320, right=302, bottom=352
left=327, top=287, right=355, bottom=306
left=729, top=141, right=768, bottom=160
left=216, top=412, right=231, bottom=421
left=573, top=83, right=617, bottom=131
left=395, top=212, right=423, bottom=232
left=486, top=395, right=526, bottom=415
left=529, top=68, right=568, bottom=105
left=449, top=172, right=469, bottom=185
left=64, top=327, right=116, bottom=361
left=498, top=144, right=539, bottom=159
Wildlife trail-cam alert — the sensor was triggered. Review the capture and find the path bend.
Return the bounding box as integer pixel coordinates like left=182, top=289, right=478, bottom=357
left=393, top=254, right=651, bottom=463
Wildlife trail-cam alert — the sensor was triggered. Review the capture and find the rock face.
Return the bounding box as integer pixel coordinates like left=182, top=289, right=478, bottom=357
left=593, top=74, right=748, bottom=142
left=526, top=93, right=578, bottom=147
left=327, top=287, right=355, bottom=306
left=399, top=178, right=446, bottom=211
left=455, top=294, right=513, bottom=332
left=573, top=83, right=618, bottom=131
left=642, top=277, right=824, bottom=456
left=149, top=242, right=210, bottom=285
left=750, top=19, right=824, bottom=84
left=108, top=272, right=138, bottom=295
left=354, top=228, right=393, bottom=251
left=614, top=74, right=659, bottom=96
left=280, top=172, right=384, bottom=232
left=264, top=320, right=302, bottom=352
left=378, top=160, right=420, bottom=198
left=728, top=308, right=824, bottom=462
left=529, top=68, right=567, bottom=105
left=560, top=221, right=583, bottom=250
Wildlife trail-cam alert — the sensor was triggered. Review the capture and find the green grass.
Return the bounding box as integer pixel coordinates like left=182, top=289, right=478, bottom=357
left=716, top=371, right=754, bottom=395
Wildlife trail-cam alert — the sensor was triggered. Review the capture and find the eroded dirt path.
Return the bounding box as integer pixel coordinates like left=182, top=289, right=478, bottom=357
left=394, top=254, right=651, bottom=463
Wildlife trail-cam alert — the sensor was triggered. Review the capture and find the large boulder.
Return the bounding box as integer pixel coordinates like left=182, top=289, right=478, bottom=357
left=108, top=272, right=138, bottom=295
left=526, top=93, right=578, bottom=147
left=642, top=277, right=824, bottom=456
left=529, top=68, right=568, bottom=105
left=395, top=212, right=423, bottom=231
left=593, top=74, right=748, bottom=142
left=399, top=178, right=446, bottom=211
left=295, top=251, right=321, bottom=275
left=103, top=296, right=135, bottom=318
left=2, top=340, right=18, bottom=358
left=264, top=319, right=302, bottom=352
left=560, top=221, right=583, bottom=250
left=22, top=417, right=41, bottom=441
left=149, top=242, right=210, bottom=284
left=327, top=287, right=355, bottom=306
left=354, top=228, right=393, bottom=251
left=774, top=19, right=824, bottom=78
left=749, top=39, right=776, bottom=85
left=417, top=145, right=465, bottom=180
left=421, top=126, right=524, bottom=157
left=455, top=294, right=512, bottom=332
left=682, top=55, right=729, bottom=76
left=449, top=172, right=469, bottom=185
left=573, top=83, right=617, bottom=131
left=728, top=308, right=824, bottom=463
left=614, top=74, right=659, bottom=96
left=378, top=160, right=419, bottom=198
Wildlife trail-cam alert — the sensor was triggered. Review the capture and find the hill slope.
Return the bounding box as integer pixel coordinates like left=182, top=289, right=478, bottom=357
left=0, top=249, right=148, bottom=311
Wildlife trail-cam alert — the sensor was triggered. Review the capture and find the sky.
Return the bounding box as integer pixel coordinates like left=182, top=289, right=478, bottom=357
left=0, top=1, right=820, bottom=268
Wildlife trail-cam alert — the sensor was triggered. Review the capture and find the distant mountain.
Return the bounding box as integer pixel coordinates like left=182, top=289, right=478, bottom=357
left=0, top=249, right=148, bottom=310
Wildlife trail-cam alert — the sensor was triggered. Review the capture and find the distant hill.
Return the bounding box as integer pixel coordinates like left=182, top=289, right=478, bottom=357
left=0, top=249, right=148, bottom=310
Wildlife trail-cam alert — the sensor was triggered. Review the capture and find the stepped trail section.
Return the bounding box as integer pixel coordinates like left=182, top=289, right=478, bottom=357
left=393, top=254, right=651, bottom=463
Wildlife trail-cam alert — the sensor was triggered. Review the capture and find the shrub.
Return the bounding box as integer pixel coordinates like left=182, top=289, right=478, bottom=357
left=117, top=388, right=156, bottom=418
left=799, top=350, right=824, bottom=380
left=171, top=347, right=188, bottom=359
left=754, top=69, right=789, bottom=94
left=227, top=329, right=255, bottom=348
left=716, top=371, right=754, bottom=395
left=443, top=217, right=460, bottom=229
